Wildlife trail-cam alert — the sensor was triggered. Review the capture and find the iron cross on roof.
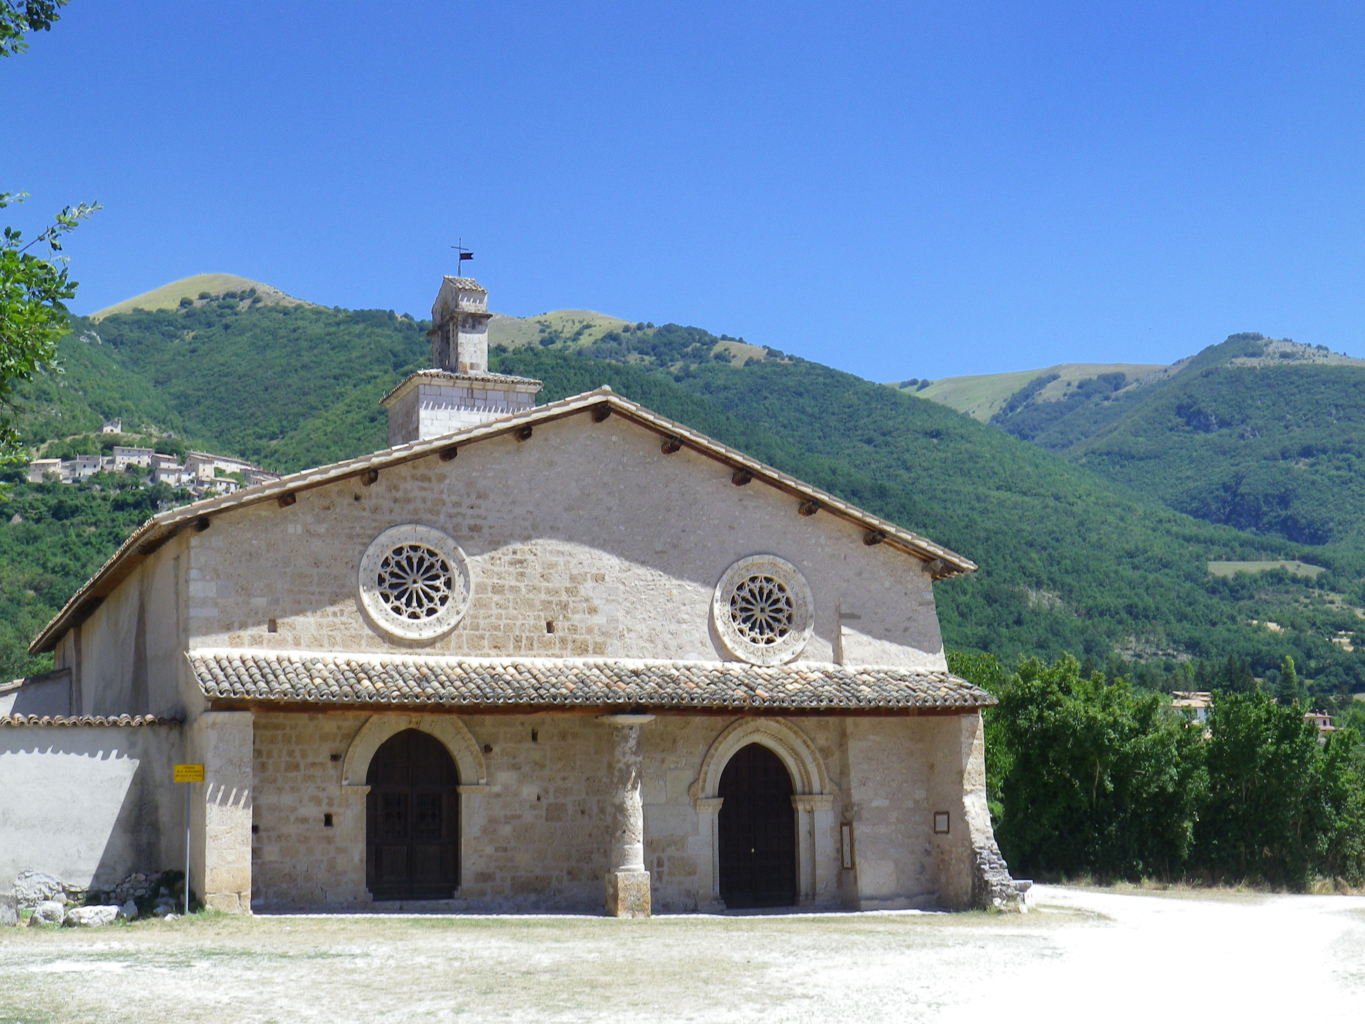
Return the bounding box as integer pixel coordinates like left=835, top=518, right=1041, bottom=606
left=452, top=239, right=473, bottom=276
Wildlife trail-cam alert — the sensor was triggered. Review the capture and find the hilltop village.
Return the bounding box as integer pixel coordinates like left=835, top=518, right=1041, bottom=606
left=25, top=420, right=279, bottom=497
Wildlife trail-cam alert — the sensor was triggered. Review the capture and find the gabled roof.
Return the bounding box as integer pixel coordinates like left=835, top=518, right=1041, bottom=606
left=190, top=650, right=995, bottom=713
left=30, top=387, right=976, bottom=654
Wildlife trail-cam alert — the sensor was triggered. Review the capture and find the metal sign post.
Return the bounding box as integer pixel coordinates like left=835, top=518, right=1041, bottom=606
left=173, top=764, right=204, bottom=915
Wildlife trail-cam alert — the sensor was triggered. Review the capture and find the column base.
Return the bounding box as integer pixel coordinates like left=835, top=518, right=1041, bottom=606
left=604, top=870, right=651, bottom=918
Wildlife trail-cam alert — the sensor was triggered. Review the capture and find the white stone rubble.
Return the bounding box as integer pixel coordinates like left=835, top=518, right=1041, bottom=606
left=63, top=905, right=123, bottom=927
left=28, top=901, right=65, bottom=926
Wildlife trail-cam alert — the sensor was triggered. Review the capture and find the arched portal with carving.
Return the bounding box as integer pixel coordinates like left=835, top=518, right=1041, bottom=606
left=689, top=719, right=835, bottom=909
left=340, top=714, right=488, bottom=902
left=342, top=714, right=487, bottom=790
left=690, top=718, right=830, bottom=800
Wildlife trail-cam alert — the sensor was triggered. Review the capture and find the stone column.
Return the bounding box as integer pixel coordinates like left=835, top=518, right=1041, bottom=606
left=601, top=714, right=653, bottom=918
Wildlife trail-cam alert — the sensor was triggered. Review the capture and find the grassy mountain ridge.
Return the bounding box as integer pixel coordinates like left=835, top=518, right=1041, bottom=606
left=901, top=361, right=1167, bottom=421
left=5, top=297, right=1365, bottom=698
left=985, top=334, right=1365, bottom=553
left=90, top=274, right=315, bottom=321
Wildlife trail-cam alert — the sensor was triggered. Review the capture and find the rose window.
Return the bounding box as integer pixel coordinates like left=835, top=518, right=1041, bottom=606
left=377, top=544, right=455, bottom=621
left=360, top=525, right=472, bottom=641
left=729, top=574, right=795, bottom=646
left=712, top=555, right=814, bottom=665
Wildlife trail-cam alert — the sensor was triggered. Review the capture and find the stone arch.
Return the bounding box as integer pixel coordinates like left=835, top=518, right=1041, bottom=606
left=689, top=718, right=836, bottom=909
left=690, top=718, right=831, bottom=801
left=341, top=714, right=486, bottom=790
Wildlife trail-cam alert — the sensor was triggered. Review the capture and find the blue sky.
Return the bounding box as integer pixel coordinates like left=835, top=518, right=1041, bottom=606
left=6, top=1, right=1365, bottom=381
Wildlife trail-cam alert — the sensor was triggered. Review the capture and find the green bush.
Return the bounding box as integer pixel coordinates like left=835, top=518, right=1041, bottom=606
left=954, top=653, right=1365, bottom=887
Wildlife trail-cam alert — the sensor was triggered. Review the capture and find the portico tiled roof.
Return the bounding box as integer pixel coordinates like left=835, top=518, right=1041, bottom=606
left=189, top=649, right=995, bottom=713
left=0, top=714, right=177, bottom=727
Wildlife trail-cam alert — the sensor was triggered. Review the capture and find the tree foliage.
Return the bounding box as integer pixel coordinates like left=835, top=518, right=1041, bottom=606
left=0, top=194, right=99, bottom=462
left=985, top=655, right=1205, bottom=878
left=0, top=2, right=97, bottom=464
left=1198, top=691, right=1365, bottom=887
left=954, top=653, right=1365, bottom=887
left=0, top=0, right=62, bottom=58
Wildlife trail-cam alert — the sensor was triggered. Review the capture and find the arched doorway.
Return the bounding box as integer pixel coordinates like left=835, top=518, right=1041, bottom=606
left=718, top=742, right=797, bottom=908
left=366, top=728, right=460, bottom=900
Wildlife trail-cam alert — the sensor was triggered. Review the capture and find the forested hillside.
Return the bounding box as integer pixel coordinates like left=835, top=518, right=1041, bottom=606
left=984, top=334, right=1365, bottom=556
left=6, top=295, right=1365, bottom=699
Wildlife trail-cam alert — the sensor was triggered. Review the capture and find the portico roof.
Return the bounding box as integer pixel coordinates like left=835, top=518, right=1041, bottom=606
left=189, top=649, right=995, bottom=714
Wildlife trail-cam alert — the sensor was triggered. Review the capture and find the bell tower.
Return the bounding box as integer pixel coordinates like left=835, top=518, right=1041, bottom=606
left=430, top=277, right=492, bottom=373
left=381, top=276, right=543, bottom=446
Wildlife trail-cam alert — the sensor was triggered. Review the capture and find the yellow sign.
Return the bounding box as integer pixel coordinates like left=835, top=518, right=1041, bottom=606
left=174, top=764, right=205, bottom=783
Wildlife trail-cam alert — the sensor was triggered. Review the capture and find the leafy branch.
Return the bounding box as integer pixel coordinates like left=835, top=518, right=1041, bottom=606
left=0, top=192, right=100, bottom=463
left=0, top=0, right=64, bottom=59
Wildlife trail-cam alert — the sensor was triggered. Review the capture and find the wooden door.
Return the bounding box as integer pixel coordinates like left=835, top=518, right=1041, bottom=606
left=718, top=742, right=797, bottom=908
left=366, top=729, right=460, bottom=900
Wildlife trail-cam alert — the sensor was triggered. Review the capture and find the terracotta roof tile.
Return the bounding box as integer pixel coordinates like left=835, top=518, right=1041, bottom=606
left=188, top=649, right=994, bottom=712
left=0, top=714, right=178, bottom=727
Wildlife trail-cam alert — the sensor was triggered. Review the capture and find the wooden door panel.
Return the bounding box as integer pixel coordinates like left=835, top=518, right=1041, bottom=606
left=365, top=729, right=460, bottom=899
left=717, top=743, right=797, bottom=908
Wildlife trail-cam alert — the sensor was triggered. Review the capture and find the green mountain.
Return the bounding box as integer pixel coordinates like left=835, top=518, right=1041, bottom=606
left=978, top=334, right=1365, bottom=554
left=4, top=291, right=1364, bottom=701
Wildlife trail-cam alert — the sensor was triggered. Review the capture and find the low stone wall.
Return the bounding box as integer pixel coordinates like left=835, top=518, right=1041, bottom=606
left=0, top=720, right=184, bottom=895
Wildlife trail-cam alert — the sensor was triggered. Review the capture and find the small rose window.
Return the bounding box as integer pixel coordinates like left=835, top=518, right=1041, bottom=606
left=713, top=555, right=814, bottom=665
left=360, top=525, right=471, bottom=640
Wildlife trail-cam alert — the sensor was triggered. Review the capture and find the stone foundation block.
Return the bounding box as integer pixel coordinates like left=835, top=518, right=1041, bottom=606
left=604, top=870, right=651, bottom=918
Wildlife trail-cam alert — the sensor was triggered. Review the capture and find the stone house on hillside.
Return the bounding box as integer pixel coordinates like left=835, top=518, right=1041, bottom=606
left=0, top=277, right=1028, bottom=916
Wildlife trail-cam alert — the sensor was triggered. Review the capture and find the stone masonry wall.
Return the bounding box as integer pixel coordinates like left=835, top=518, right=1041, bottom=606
left=185, top=412, right=946, bottom=670
left=251, top=710, right=980, bottom=913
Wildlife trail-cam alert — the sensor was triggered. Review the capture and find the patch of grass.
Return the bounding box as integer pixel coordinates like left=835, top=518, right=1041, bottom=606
left=908, top=363, right=1165, bottom=421
left=1208, top=560, right=1326, bottom=578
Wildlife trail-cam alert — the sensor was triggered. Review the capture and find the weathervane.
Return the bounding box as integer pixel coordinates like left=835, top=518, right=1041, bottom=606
left=452, top=238, right=474, bottom=277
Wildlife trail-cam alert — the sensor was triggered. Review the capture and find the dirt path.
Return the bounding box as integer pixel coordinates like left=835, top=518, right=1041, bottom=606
left=2, top=887, right=1362, bottom=1023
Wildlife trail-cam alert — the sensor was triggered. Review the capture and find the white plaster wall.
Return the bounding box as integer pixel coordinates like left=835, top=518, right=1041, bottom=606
left=76, top=532, right=196, bottom=719
left=0, top=725, right=183, bottom=892
left=0, top=674, right=71, bottom=716
left=186, top=411, right=946, bottom=668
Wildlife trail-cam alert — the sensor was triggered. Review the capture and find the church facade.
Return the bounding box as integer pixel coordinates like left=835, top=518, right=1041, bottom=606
left=5, top=278, right=1028, bottom=916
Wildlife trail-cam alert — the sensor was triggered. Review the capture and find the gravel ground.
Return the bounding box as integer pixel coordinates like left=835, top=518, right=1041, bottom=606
left=2, top=886, right=1363, bottom=1023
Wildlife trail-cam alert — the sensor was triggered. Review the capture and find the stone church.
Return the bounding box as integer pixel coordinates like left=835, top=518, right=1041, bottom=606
left=1, top=277, right=1028, bottom=916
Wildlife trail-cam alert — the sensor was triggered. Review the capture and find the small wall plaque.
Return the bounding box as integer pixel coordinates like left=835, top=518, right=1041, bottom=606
left=840, top=822, right=855, bottom=869
left=933, top=811, right=950, bottom=834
